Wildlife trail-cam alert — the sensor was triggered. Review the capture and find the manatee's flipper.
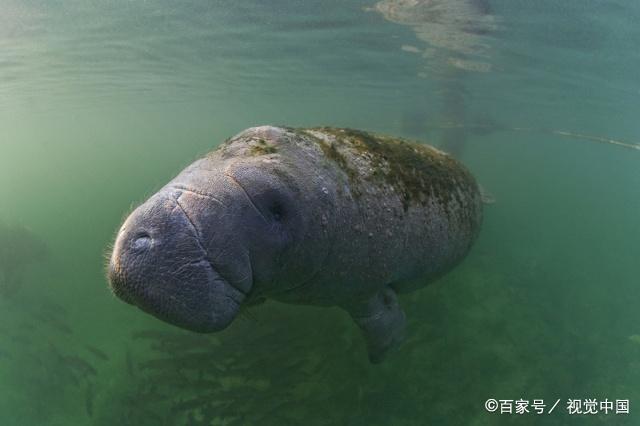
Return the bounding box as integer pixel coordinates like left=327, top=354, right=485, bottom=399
left=346, top=287, right=407, bottom=363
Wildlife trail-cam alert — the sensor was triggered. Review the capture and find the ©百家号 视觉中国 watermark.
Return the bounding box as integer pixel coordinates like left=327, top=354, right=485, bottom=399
left=484, top=398, right=629, bottom=416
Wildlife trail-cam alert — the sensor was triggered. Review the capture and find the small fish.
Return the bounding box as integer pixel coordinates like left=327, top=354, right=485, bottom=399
left=125, top=347, right=135, bottom=377
left=137, top=359, right=165, bottom=372
left=48, top=342, right=63, bottom=360
left=46, top=345, right=82, bottom=386
left=50, top=320, right=73, bottom=335
left=63, top=355, right=97, bottom=377
left=85, top=383, right=94, bottom=418
left=41, top=301, right=68, bottom=317
left=85, top=345, right=109, bottom=362
left=171, top=395, right=217, bottom=413
left=37, top=312, right=73, bottom=334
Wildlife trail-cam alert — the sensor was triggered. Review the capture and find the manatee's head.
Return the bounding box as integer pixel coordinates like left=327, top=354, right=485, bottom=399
left=107, top=133, right=308, bottom=332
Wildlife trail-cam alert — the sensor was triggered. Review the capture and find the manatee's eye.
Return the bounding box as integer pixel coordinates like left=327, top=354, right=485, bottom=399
left=270, top=202, right=284, bottom=222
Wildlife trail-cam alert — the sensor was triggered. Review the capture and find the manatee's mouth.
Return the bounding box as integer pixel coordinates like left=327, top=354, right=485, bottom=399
left=148, top=266, right=242, bottom=332
left=107, top=190, right=247, bottom=333
left=110, top=254, right=246, bottom=333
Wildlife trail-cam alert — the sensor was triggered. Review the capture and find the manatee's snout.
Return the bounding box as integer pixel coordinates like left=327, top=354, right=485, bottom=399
left=108, top=189, right=245, bottom=332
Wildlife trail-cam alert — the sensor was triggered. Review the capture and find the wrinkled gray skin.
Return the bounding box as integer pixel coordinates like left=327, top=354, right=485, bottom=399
left=108, top=126, right=482, bottom=362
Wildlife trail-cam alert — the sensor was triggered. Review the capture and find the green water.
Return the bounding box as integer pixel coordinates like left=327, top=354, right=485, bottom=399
left=1, top=1, right=639, bottom=425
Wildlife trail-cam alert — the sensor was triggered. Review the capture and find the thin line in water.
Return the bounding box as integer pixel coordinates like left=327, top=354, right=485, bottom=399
left=429, top=123, right=640, bottom=152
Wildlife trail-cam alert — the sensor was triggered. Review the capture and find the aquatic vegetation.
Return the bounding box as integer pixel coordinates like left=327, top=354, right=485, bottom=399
left=91, top=250, right=640, bottom=426
left=0, top=238, right=637, bottom=425
left=0, top=222, right=48, bottom=298
left=94, top=305, right=370, bottom=425
left=0, top=299, right=111, bottom=424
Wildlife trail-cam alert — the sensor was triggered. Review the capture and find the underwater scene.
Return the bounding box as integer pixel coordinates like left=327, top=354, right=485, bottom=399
left=1, top=0, right=639, bottom=425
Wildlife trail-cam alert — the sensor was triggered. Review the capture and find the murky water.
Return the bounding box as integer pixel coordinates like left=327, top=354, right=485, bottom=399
left=1, top=1, right=639, bottom=425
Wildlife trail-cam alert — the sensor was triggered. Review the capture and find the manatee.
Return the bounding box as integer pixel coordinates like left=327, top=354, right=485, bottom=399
left=108, top=126, right=482, bottom=362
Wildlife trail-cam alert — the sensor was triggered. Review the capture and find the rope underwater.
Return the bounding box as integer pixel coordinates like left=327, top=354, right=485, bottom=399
left=429, top=123, right=640, bottom=152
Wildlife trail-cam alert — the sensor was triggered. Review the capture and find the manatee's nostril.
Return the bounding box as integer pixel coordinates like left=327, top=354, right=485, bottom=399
left=131, top=233, right=152, bottom=251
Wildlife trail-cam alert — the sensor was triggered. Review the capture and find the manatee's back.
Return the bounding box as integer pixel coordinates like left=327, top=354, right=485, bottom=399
left=215, top=126, right=481, bottom=305
left=297, top=127, right=483, bottom=300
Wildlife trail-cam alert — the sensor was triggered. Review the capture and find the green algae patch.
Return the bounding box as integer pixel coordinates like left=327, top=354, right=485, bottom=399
left=249, top=138, right=277, bottom=156
left=308, top=127, right=476, bottom=211
left=316, top=137, right=359, bottom=182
